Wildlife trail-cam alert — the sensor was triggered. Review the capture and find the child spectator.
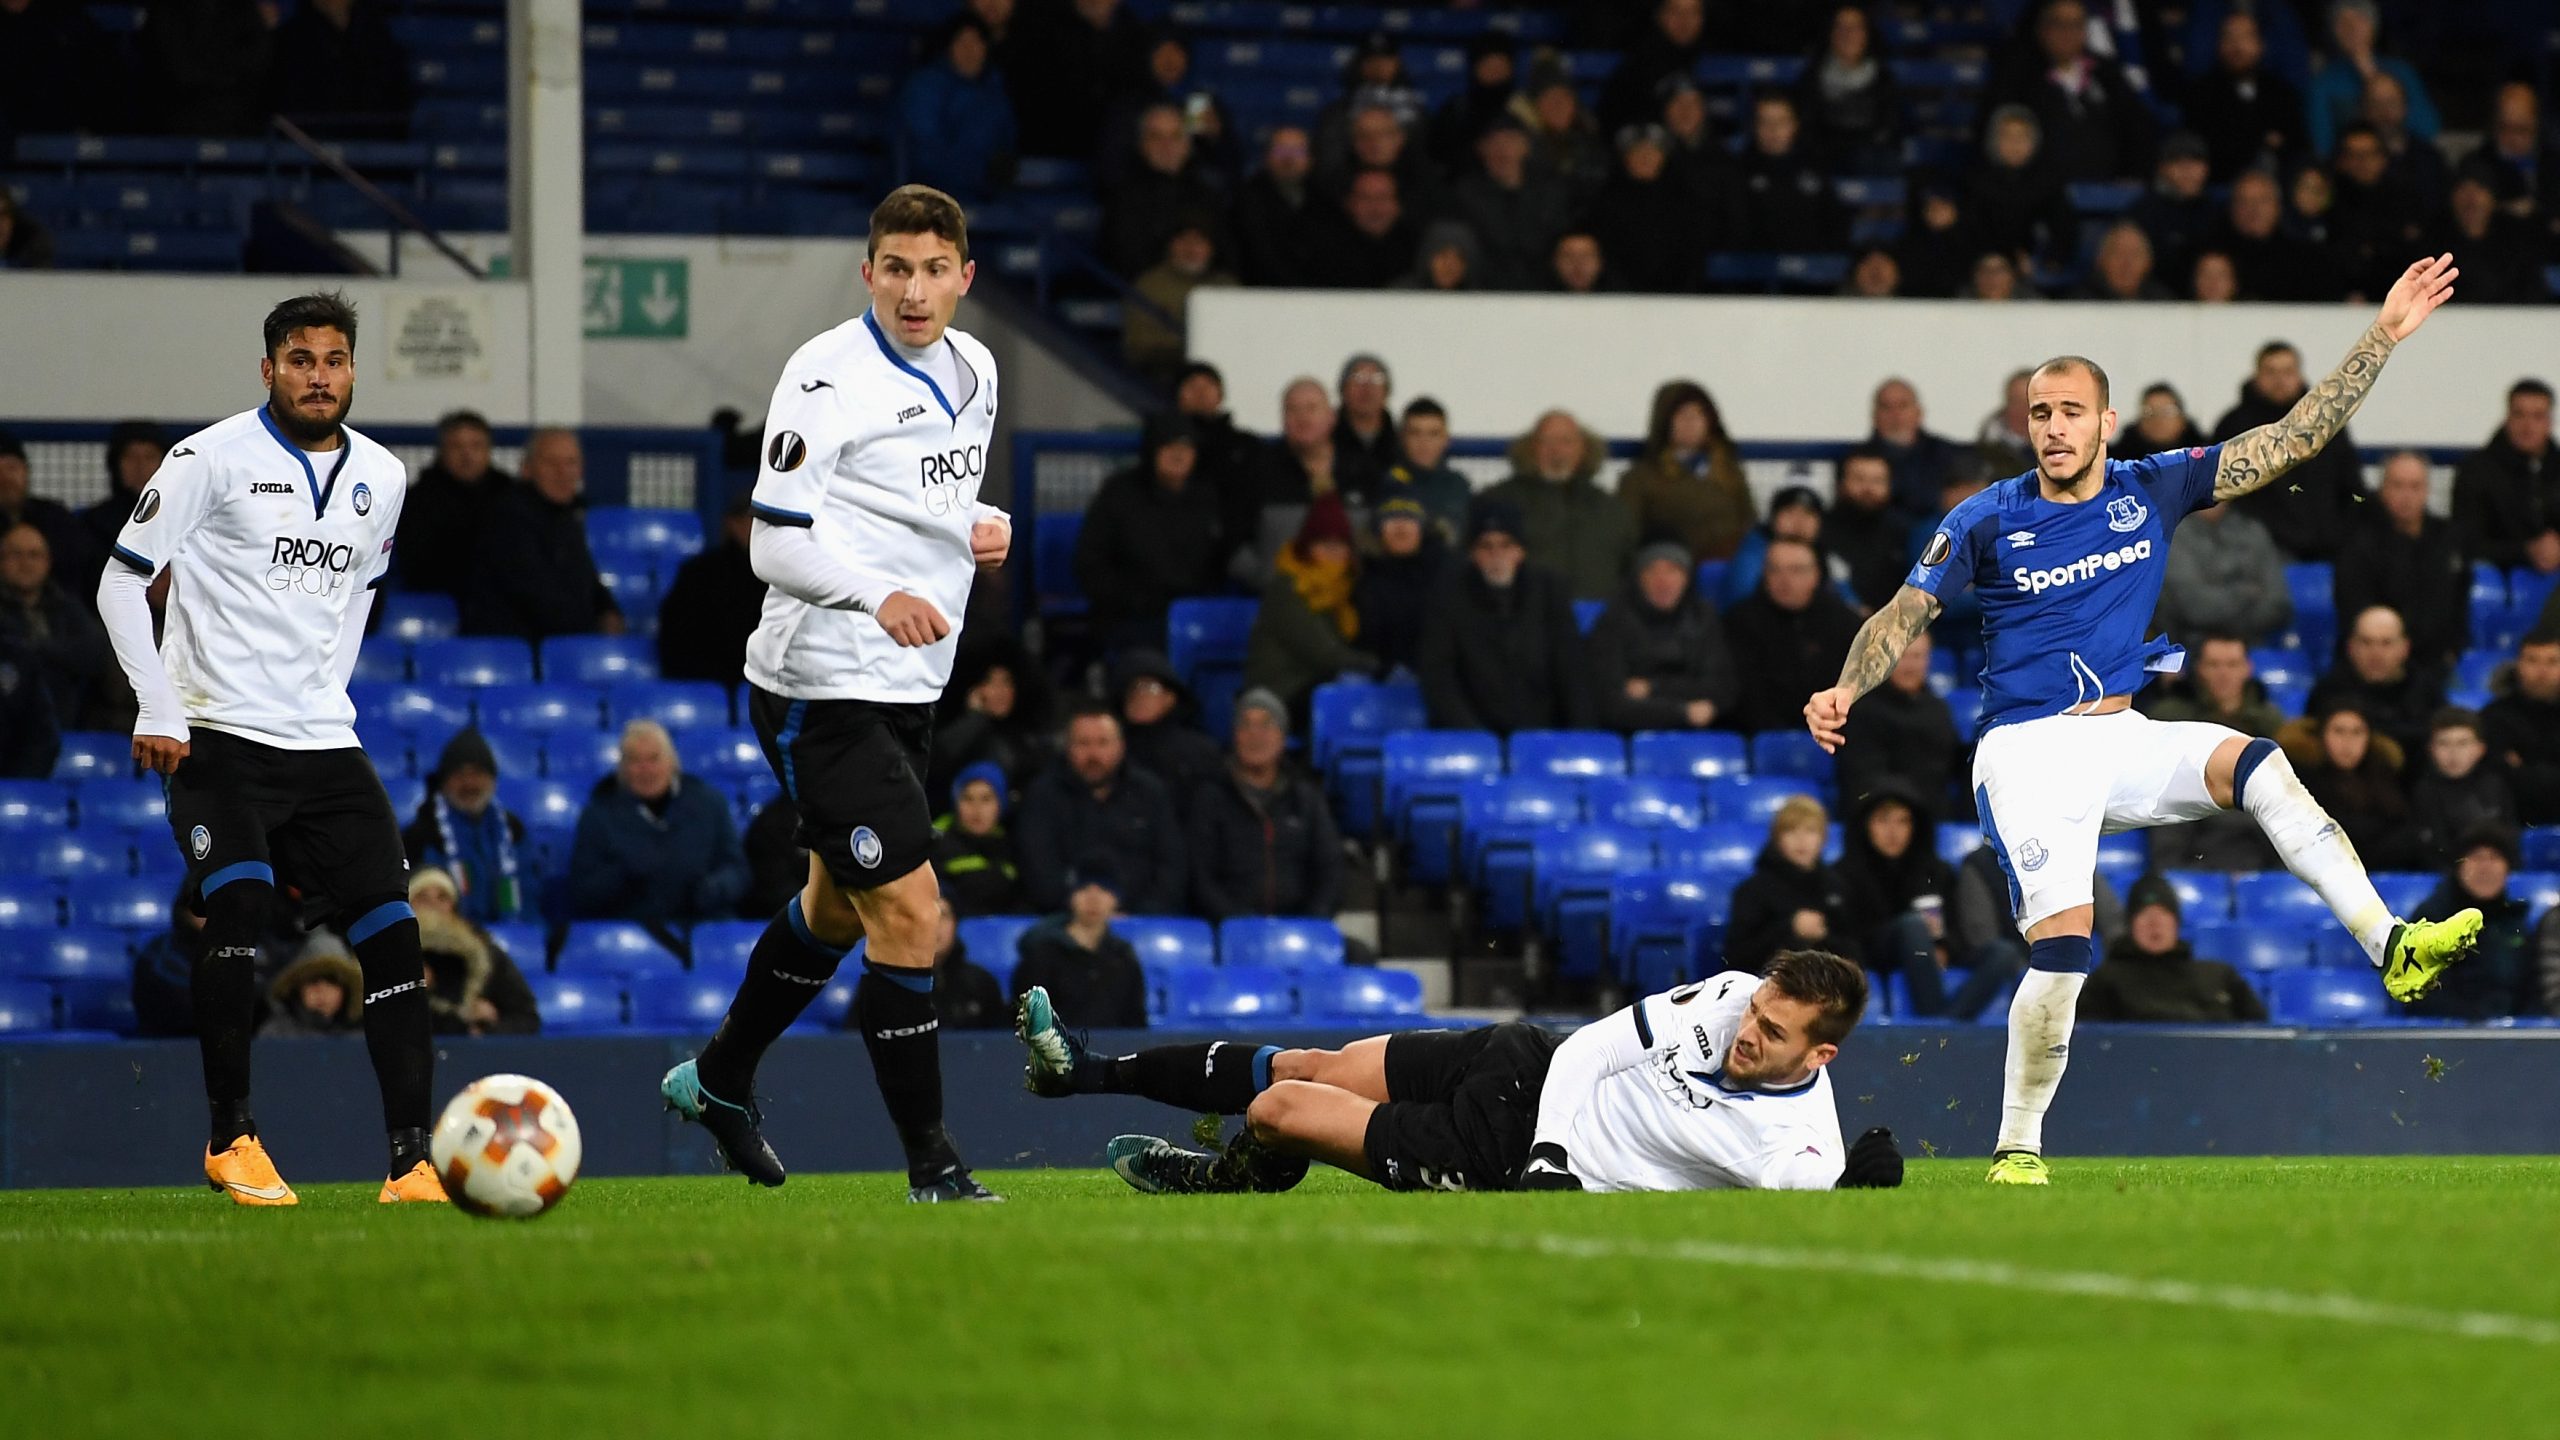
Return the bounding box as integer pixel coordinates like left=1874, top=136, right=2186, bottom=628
left=407, top=867, right=541, bottom=1036
left=1724, top=796, right=1860, bottom=974
left=932, top=763, right=1025, bottom=918
left=2406, top=709, right=2519, bottom=869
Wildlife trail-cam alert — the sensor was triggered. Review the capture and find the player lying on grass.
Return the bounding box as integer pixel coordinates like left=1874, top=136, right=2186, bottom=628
left=1016, top=949, right=1904, bottom=1194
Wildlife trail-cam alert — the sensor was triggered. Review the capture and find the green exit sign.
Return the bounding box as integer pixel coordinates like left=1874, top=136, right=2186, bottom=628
left=582, top=257, right=689, bottom=338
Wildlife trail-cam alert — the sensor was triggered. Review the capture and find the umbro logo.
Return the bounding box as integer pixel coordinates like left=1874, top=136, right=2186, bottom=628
left=894, top=404, right=927, bottom=424
left=799, top=379, right=833, bottom=392
left=2004, top=530, right=2037, bottom=549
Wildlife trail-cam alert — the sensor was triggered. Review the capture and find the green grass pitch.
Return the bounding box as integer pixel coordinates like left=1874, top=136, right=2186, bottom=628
left=7, top=1157, right=2558, bottom=1438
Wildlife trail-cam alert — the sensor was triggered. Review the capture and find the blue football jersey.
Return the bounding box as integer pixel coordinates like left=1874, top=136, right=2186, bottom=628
left=1905, top=445, right=2222, bottom=732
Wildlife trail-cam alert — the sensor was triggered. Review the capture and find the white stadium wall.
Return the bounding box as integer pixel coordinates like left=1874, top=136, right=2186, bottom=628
left=1188, top=289, right=2556, bottom=449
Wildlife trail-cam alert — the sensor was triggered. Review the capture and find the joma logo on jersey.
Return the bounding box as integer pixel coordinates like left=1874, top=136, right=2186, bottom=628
left=267, top=536, right=358, bottom=595
left=2011, top=538, right=2153, bottom=595
left=249, top=481, right=297, bottom=496
left=895, top=404, right=927, bottom=424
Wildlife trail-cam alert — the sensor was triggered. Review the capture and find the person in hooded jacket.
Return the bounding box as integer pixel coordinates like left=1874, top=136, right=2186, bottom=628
left=932, top=762, right=1025, bottom=918
left=930, top=634, right=1053, bottom=803
left=263, top=935, right=366, bottom=1038
left=1076, top=411, right=1233, bottom=654
left=1354, top=497, right=1446, bottom=676
left=1584, top=540, right=1736, bottom=733
left=1245, top=494, right=1378, bottom=726
left=2405, top=708, right=2519, bottom=869
left=1418, top=500, right=1592, bottom=734
left=1833, top=784, right=2000, bottom=1018
left=2404, top=825, right=2543, bottom=1022
left=1615, top=379, right=1753, bottom=562
left=406, top=867, right=540, bottom=1036
left=1724, top=796, right=1861, bottom=974
left=401, top=727, right=534, bottom=924
left=2078, top=877, right=2267, bottom=1023
left=1111, top=648, right=1223, bottom=812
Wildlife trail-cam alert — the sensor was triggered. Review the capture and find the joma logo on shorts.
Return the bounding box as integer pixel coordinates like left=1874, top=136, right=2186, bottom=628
left=2011, top=538, right=2153, bottom=595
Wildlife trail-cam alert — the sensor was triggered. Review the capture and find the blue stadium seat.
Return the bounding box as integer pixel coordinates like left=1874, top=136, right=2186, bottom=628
left=800, top=975, right=857, bottom=1031
left=1629, top=730, right=1748, bottom=780
left=2283, top=563, right=2333, bottom=625
left=2454, top=650, right=2503, bottom=695
left=2262, top=968, right=2386, bottom=1026
left=1585, top=775, right=1706, bottom=830
left=1300, top=967, right=1425, bottom=1023
left=0, top=926, right=126, bottom=981
left=554, top=921, right=686, bottom=978
left=1310, top=681, right=1425, bottom=770
left=1610, top=870, right=1726, bottom=993
left=1572, top=599, right=1605, bottom=632
left=585, top=505, right=705, bottom=561
left=1659, top=822, right=1762, bottom=876
left=13, top=833, right=126, bottom=879
left=608, top=680, right=732, bottom=730
left=477, top=682, right=605, bottom=732
left=955, top=915, right=1034, bottom=995
left=1381, top=731, right=1501, bottom=884
left=2512, top=568, right=2558, bottom=623
left=2162, top=869, right=2235, bottom=919
left=0, top=780, right=74, bottom=831
left=1164, top=965, right=1295, bottom=1027
left=1507, top=730, right=1625, bottom=780
left=414, top=637, right=536, bottom=687
left=467, top=726, right=545, bottom=782
left=1032, top=511, right=1084, bottom=616
left=483, top=921, right=547, bottom=970
left=1218, top=917, right=1345, bottom=970
left=1936, top=823, right=1983, bottom=864
left=1165, top=598, right=1259, bottom=683
left=628, top=973, right=731, bottom=1031
left=74, top=878, right=167, bottom=931
left=1460, top=775, right=1579, bottom=878
left=526, top=973, right=624, bottom=1031
left=351, top=681, right=476, bottom=736
left=378, top=591, right=460, bottom=643
left=512, top=777, right=586, bottom=835
left=53, top=976, right=135, bottom=1033
left=550, top=728, right=624, bottom=782
left=542, top=635, right=658, bottom=685
left=1747, top=731, right=1834, bottom=787
left=2185, top=920, right=2309, bottom=972
left=0, top=981, right=53, bottom=1033
left=50, top=732, right=130, bottom=783
left=1944, top=688, right=1984, bottom=743
left=2232, top=872, right=2332, bottom=925
left=0, top=877, right=62, bottom=929
left=74, top=780, right=165, bottom=831
left=2367, top=872, right=2433, bottom=917
left=352, top=642, right=410, bottom=684
left=688, top=919, right=762, bottom=977
left=1704, top=774, right=1818, bottom=826
left=2247, top=648, right=2311, bottom=690
left=1116, top=916, right=1216, bottom=972
left=1531, top=824, right=1654, bottom=974
left=2526, top=827, right=2560, bottom=873
left=2517, top=871, right=2560, bottom=918
left=683, top=727, right=768, bottom=781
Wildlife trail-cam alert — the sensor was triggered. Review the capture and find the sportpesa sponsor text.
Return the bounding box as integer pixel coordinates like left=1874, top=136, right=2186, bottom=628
left=2011, top=538, right=2154, bottom=595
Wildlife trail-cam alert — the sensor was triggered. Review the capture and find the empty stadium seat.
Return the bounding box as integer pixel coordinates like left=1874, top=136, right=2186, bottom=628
left=526, top=973, right=623, bottom=1031
left=352, top=642, right=410, bottom=684
left=1218, top=917, right=1345, bottom=970
left=1507, top=730, right=1626, bottom=779
left=13, top=833, right=125, bottom=880
left=688, top=919, right=763, bottom=977
left=1747, top=731, right=1834, bottom=786
left=74, top=878, right=167, bottom=931
left=1585, top=775, right=1706, bottom=830
left=477, top=682, right=605, bottom=732
left=2185, top=920, right=2309, bottom=972
left=378, top=591, right=461, bottom=643
left=586, top=505, right=705, bottom=560
left=73, top=780, right=165, bottom=831
left=1310, top=681, right=1425, bottom=769
left=2262, top=968, right=2386, bottom=1026
left=1381, top=731, right=1501, bottom=884
left=1629, top=730, right=1749, bottom=780
left=2232, top=872, right=2333, bottom=925
left=0, top=927, right=126, bottom=981
left=0, top=981, right=54, bottom=1033
left=1116, top=916, right=1216, bottom=972
left=1165, top=598, right=1259, bottom=683
left=550, top=728, right=624, bottom=781
left=50, top=732, right=130, bottom=783
left=414, top=637, right=536, bottom=687
left=1703, top=774, right=1817, bottom=826
left=1572, top=599, right=1606, bottom=632
left=683, top=727, right=768, bottom=781
left=608, top=680, right=732, bottom=729
left=2247, top=648, right=2311, bottom=690
left=2161, top=869, right=2234, bottom=919
left=351, top=680, right=476, bottom=735
left=54, top=976, right=135, bottom=1033
left=1164, top=965, right=1294, bottom=1027
left=956, top=915, right=1034, bottom=995
left=628, top=973, right=732, bottom=1031
left=0, top=877, right=62, bottom=929
left=0, top=780, right=74, bottom=831
left=1944, top=688, right=1984, bottom=743
left=1300, top=967, right=1424, bottom=1023
left=1531, top=824, right=1654, bottom=974
left=511, top=777, right=586, bottom=834
left=2367, top=872, right=2434, bottom=917
left=2527, top=828, right=2560, bottom=873
left=1659, top=822, right=1762, bottom=876
left=1936, top=823, right=1983, bottom=863
left=554, top=921, right=685, bottom=978
left=467, top=726, right=546, bottom=782
left=2518, top=871, right=2560, bottom=917
left=483, top=921, right=548, bottom=969
left=1610, top=870, right=1726, bottom=992
left=542, top=635, right=658, bottom=685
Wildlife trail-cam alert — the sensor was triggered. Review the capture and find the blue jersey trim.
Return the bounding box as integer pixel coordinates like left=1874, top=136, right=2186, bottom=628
left=1974, top=782, right=2023, bottom=916
left=862, top=957, right=936, bottom=993
left=751, top=502, right=814, bottom=528
left=775, top=699, right=807, bottom=801
left=201, top=860, right=274, bottom=897
left=1630, top=999, right=1654, bottom=1047
left=112, top=544, right=155, bottom=576
left=255, top=403, right=353, bottom=519
left=347, top=900, right=415, bottom=946
left=862, top=309, right=957, bottom=420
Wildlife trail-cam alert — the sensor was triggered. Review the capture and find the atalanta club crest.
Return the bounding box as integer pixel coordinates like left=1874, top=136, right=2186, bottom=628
left=190, top=825, right=211, bottom=860
left=352, top=482, right=372, bottom=516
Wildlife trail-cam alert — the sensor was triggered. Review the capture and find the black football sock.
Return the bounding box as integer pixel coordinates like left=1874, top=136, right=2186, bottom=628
left=194, top=875, right=273, bottom=1148
left=1101, top=1041, right=1280, bottom=1114
left=697, top=898, right=847, bottom=1101
left=387, top=1127, right=432, bottom=1178
left=852, top=960, right=958, bottom=1182
left=347, top=901, right=434, bottom=1136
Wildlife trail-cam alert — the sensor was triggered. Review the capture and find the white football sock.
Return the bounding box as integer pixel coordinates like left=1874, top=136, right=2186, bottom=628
left=2237, top=750, right=2396, bottom=964
left=1994, top=969, right=2085, bottom=1156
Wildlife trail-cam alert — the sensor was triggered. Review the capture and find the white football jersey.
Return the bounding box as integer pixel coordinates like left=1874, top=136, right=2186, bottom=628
left=111, top=406, right=404, bottom=750
left=744, top=309, right=999, bottom=703
left=1553, top=971, right=1847, bottom=1193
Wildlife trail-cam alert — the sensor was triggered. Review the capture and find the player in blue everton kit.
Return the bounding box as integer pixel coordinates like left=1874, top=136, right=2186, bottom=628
left=1804, top=254, right=2479, bottom=1186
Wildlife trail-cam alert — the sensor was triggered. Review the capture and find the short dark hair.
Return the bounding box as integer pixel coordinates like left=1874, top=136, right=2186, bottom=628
left=1401, top=397, right=1446, bottom=425
left=1839, top=444, right=1891, bottom=474
left=2196, top=629, right=2250, bottom=656
left=2512, top=379, right=2553, bottom=406
left=2522, top=625, right=2560, bottom=653
left=1764, top=949, right=1868, bottom=1047
left=868, top=183, right=970, bottom=263
left=2430, top=705, right=2484, bottom=739
left=435, top=408, right=491, bottom=438
left=2031, top=354, right=2110, bottom=409
left=1064, top=699, right=1120, bottom=731
left=263, top=290, right=358, bottom=359
left=2335, top=121, right=2384, bottom=150
left=2256, top=340, right=2298, bottom=364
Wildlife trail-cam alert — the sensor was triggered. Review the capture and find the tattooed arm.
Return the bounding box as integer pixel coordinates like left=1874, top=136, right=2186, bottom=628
left=1804, top=584, right=1940, bottom=753
left=2213, top=253, right=2458, bottom=503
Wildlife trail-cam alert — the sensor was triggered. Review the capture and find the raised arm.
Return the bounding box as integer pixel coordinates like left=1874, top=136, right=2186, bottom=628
left=1802, top=583, right=1940, bottom=753
left=2212, top=253, right=2457, bottom=503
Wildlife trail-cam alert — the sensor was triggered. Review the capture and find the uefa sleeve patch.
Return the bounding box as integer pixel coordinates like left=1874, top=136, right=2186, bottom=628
left=132, top=488, right=161, bottom=523
left=1921, top=531, right=1951, bottom=567
left=768, top=431, right=808, bottom=472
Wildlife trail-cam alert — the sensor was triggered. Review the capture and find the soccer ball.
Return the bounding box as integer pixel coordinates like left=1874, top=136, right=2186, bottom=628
left=430, top=1074, right=583, bottom=1219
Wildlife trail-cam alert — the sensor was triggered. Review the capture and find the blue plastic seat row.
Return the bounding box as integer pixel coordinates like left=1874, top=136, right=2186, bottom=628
left=352, top=678, right=735, bottom=734
left=362, top=722, right=764, bottom=787
left=0, top=778, right=167, bottom=829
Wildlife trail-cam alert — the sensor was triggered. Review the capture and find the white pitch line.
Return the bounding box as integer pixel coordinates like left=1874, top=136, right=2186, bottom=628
left=1109, top=1222, right=2560, bottom=1347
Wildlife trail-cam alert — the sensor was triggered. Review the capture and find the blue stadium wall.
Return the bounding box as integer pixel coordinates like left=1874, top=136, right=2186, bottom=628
left=8, top=1025, right=2560, bottom=1189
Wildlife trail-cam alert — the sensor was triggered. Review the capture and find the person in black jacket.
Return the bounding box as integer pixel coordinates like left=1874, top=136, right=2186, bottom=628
left=1724, top=796, right=1861, bottom=974
left=656, top=492, right=763, bottom=687
left=1585, top=540, right=1736, bottom=733
left=2406, top=709, right=2519, bottom=869
left=1354, top=497, right=1445, bottom=676
left=931, top=762, right=1023, bottom=918
left=1016, top=706, right=1187, bottom=915
left=2292, top=701, right=2419, bottom=871
left=930, top=635, right=1053, bottom=803
left=74, top=422, right=167, bottom=610
left=2211, top=343, right=2366, bottom=561
left=1075, top=412, right=1230, bottom=654
left=1009, top=874, right=1150, bottom=1028
left=2078, top=876, right=2267, bottom=1023
left=2303, top=606, right=2445, bottom=763
left=2404, top=826, right=2542, bottom=1022
left=2333, top=451, right=2468, bottom=668
left=2481, top=629, right=2560, bottom=826
left=1832, top=784, right=2001, bottom=1019
left=2450, top=379, right=2559, bottom=576
left=1417, top=500, right=1592, bottom=735
left=1824, top=447, right=1914, bottom=612
left=407, top=867, right=541, bottom=1036
left=1112, top=647, right=1223, bottom=810
left=1187, top=689, right=1343, bottom=922
left=1722, top=537, right=1862, bottom=734
left=462, top=430, right=623, bottom=641
left=927, top=898, right=1009, bottom=1030
left=1727, top=94, right=1844, bottom=254
left=399, top=410, right=517, bottom=598
left=1836, top=630, right=1967, bottom=819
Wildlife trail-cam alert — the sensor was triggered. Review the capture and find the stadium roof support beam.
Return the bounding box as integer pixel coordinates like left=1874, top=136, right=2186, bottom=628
left=508, top=0, right=583, bottom=423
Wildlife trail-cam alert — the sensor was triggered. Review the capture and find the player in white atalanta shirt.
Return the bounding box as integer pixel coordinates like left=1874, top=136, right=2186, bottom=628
left=662, top=186, right=1013, bottom=1202
left=1013, top=950, right=1903, bottom=1194
left=1804, top=254, right=2480, bottom=1186
left=97, top=292, right=445, bottom=1206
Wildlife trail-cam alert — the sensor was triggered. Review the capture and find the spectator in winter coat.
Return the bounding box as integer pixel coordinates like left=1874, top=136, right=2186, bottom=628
left=1984, top=0, right=2153, bottom=182
left=1966, top=106, right=2076, bottom=273
left=1518, top=59, right=1610, bottom=208
left=1230, top=126, right=1324, bottom=288
left=931, top=762, right=1025, bottom=918
left=1244, top=497, right=1377, bottom=725
left=2405, top=825, right=2541, bottom=1022
left=2451, top=380, right=2559, bottom=577
left=1330, top=354, right=1403, bottom=478
left=1007, top=0, right=1148, bottom=161
left=2406, top=709, right=2519, bottom=870
left=930, top=639, right=1053, bottom=804
left=1125, top=221, right=1237, bottom=385
left=566, top=721, right=750, bottom=930
left=0, top=626, right=55, bottom=779
left=2120, top=383, right=2209, bottom=460
left=2185, top=12, right=2303, bottom=182
left=1187, top=689, right=1343, bottom=922
left=1586, top=541, right=1737, bottom=734
left=1723, top=538, right=1862, bottom=734
left=262, top=0, right=414, bottom=139
left=0, top=430, right=96, bottom=610
left=1009, top=873, right=1150, bottom=1027
left=1104, top=102, right=1230, bottom=280
left=2147, top=634, right=2283, bottom=870
left=1016, top=707, right=1186, bottom=915
left=1480, top=411, right=1635, bottom=602
left=74, top=422, right=167, bottom=607
left=2129, top=138, right=2219, bottom=287
left=2212, top=344, right=2365, bottom=560
left=1894, top=176, right=1978, bottom=299
left=1836, top=630, right=1966, bottom=820
left=1428, top=34, right=1516, bottom=173
left=1306, top=167, right=1418, bottom=290
left=464, top=430, right=623, bottom=641
left=1233, top=379, right=1380, bottom=588
left=2335, top=451, right=2469, bottom=668
left=0, top=522, right=110, bottom=734
left=2073, top=222, right=2174, bottom=301
left=1584, top=123, right=1704, bottom=294
left=2303, top=606, right=2444, bottom=761
left=1419, top=500, right=1591, bottom=734
left=1952, top=844, right=2120, bottom=1000
left=922, top=899, right=1010, bottom=1030
left=1616, top=380, right=1753, bottom=561
left=1599, top=0, right=1709, bottom=134
left=1112, top=649, right=1222, bottom=815
left=656, top=492, right=765, bottom=688
left=1716, top=484, right=1841, bottom=611
left=1355, top=498, right=1444, bottom=677
left=897, top=17, right=1017, bottom=203
left=1792, top=3, right=1901, bottom=173
left=1448, top=116, right=1572, bottom=292
left=2481, top=628, right=2560, bottom=825
left=2079, top=877, right=2267, bottom=1023
left=1377, top=400, right=1472, bottom=546
left=401, top=728, right=533, bottom=924
left=1076, top=412, right=1230, bottom=654
left=130, top=879, right=305, bottom=1037
left=2302, top=0, right=2440, bottom=161
left=399, top=410, right=515, bottom=599
left=1833, top=785, right=1963, bottom=1002
left=1826, top=448, right=1915, bottom=613
left=1727, top=94, right=1845, bottom=254
left=2288, top=701, right=2417, bottom=871
left=2155, top=501, right=2293, bottom=651
left=1174, top=363, right=1260, bottom=488
left=264, top=938, right=365, bottom=1037
left=407, top=867, right=540, bottom=1036
left=1865, top=379, right=1975, bottom=526
left=1725, top=797, right=1861, bottom=974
